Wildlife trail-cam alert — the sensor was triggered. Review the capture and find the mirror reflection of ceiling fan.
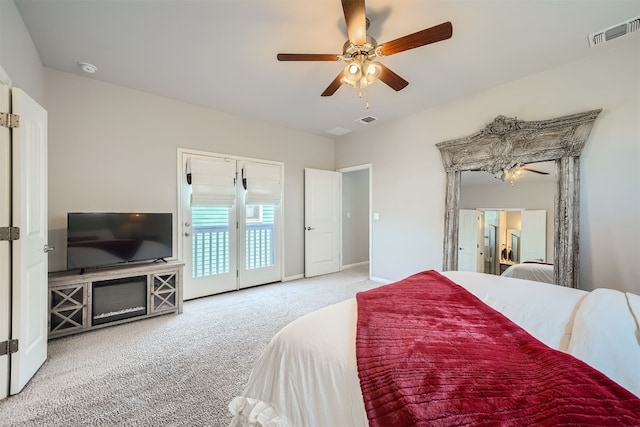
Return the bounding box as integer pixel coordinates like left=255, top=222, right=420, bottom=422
left=503, top=164, right=550, bottom=186
left=276, top=0, right=453, bottom=101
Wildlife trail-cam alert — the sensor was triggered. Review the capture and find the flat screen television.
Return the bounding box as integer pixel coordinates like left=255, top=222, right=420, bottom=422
left=67, top=212, right=172, bottom=271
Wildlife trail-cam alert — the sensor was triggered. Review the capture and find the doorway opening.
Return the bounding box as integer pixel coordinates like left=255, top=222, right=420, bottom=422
left=339, top=164, right=372, bottom=280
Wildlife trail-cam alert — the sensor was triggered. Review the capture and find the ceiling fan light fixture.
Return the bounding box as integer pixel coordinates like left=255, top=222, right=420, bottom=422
left=343, top=62, right=362, bottom=82
left=503, top=165, right=525, bottom=187
left=340, top=78, right=357, bottom=88
left=341, top=61, right=363, bottom=87
left=277, top=1, right=453, bottom=101
left=364, top=61, right=382, bottom=83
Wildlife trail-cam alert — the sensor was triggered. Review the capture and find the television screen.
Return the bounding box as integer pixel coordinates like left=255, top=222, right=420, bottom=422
left=67, top=212, right=172, bottom=271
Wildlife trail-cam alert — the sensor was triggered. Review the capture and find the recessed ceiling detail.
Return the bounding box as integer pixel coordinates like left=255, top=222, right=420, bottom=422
left=326, top=127, right=352, bottom=136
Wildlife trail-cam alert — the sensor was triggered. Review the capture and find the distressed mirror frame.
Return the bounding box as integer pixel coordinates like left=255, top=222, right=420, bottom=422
left=436, top=109, right=601, bottom=288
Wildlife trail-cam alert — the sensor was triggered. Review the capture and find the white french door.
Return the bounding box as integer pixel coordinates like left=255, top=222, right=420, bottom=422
left=237, top=160, right=282, bottom=289
left=178, top=151, right=282, bottom=299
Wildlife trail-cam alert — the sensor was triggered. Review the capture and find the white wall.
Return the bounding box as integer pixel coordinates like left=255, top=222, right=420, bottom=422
left=336, top=37, right=640, bottom=293
left=342, top=168, right=369, bottom=266
left=0, top=0, right=44, bottom=103
left=45, top=69, right=335, bottom=277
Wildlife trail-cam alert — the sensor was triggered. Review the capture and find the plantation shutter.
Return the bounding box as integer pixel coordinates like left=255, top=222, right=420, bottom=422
left=244, top=162, right=282, bottom=205
left=187, top=157, right=236, bottom=207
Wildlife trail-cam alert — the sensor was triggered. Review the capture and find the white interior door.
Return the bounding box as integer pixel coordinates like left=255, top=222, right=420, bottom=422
left=458, top=209, right=479, bottom=272
left=477, top=210, right=486, bottom=273
left=0, top=84, right=10, bottom=399
left=521, top=210, right=547, bottom=262
left=304, top=168, right=341, bottom=278
left=10, top=87, right=48, bottom=394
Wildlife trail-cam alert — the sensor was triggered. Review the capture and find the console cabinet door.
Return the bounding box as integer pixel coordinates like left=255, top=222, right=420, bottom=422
left=151, top=271, right=179, bottom=313
left=49, top=283, right=87, bottom=338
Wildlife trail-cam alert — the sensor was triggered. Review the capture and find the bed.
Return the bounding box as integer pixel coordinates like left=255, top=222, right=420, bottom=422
left=229, top=271, right=640, bottom=426
left=500, top=262, right=554, bottom=284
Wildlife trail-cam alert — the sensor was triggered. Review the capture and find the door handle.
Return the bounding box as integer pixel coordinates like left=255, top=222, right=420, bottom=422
left=184, top=232, right=191, bottom=237
left=305, top=226, right=315, bottom=231
left=44, top=244, right=55, bottom=253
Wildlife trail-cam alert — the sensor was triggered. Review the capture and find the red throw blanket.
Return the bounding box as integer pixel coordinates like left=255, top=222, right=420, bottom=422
left=356, top=270, right=640, bottom=426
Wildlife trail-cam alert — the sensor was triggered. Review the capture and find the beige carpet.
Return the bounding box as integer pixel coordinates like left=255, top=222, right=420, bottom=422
left=0, top=264, right=379, bottom=427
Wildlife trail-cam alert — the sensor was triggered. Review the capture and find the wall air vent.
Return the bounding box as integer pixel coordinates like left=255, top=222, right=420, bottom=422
left=356, top=116, right=377, bottom=124
left=588, top=16, right=640, bottom=47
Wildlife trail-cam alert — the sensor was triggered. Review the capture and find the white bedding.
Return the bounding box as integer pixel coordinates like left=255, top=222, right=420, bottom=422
left=501, top=262, right=555, bottom=283
left=229, top=271, right=640, bottom=427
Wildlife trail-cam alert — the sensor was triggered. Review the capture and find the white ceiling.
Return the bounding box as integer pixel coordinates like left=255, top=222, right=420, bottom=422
left=15, top=0, right=640, bottom=137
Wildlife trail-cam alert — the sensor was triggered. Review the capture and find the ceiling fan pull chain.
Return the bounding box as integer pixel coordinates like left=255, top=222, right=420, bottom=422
left=365, top=86, right=370, bottom=109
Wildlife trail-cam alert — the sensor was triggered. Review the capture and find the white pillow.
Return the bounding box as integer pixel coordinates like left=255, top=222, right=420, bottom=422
left=567, top=288, right=640, bottom=397
left=626, top=291, right=640, bottom=341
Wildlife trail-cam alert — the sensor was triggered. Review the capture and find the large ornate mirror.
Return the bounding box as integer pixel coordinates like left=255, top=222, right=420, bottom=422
left=436, top=109, right=601, bottom=288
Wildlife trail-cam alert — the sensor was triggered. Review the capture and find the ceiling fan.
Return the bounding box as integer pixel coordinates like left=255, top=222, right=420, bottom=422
left=276, top=0, right=453, bottom=98
left=503, top=164, right=550, bottom=186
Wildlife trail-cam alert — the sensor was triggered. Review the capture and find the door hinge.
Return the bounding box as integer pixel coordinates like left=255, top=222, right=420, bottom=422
left=0, top=112, right=20, bottom=129
left=0, top=339, right=18, bottom=356
left=0, top=226, right=20, bottom=241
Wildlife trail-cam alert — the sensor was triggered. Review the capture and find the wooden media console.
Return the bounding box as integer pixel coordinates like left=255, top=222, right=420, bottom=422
left=47, top=260, right=184, bottom=339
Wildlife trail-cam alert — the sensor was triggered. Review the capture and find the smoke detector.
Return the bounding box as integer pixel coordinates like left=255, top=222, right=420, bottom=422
left=588, top=16, right=640, bottom=47
left=356, top=116, right=377, bottom=125
left=78, top=62, right=97, bottom=74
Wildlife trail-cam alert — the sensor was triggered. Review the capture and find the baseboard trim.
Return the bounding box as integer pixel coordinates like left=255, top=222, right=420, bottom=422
left=342, top=261, right=369, bottom=270
left=371, top=276, right=393, bottom=284
left=282, top=274, right=304, bottom=282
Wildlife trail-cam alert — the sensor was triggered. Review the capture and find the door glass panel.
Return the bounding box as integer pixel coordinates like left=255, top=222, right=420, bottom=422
left=191, top=206, right=230, bottom=278
left=246, top=204, right=275, bottom=270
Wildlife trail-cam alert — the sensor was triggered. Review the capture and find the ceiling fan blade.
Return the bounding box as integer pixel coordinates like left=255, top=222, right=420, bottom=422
left=342, top=0, right=367, bottom=45
left=321, top=72, right=344, bottom=96
left=378, top=21, right=453, bottom=56
left=277, top=53, right=340, bottom=61
left=521, top=167, right=550, bottom=175
left=378, top=64, right=409, bottom=91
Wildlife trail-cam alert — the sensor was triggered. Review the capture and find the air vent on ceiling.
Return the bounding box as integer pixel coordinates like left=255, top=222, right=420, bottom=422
left=588, top=16, right=640, bottom=47
left=356, top=116, right=377, bottom=125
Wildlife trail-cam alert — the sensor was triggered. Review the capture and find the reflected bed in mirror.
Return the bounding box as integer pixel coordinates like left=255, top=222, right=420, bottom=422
left=501, top=262, right=555, bottom=284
